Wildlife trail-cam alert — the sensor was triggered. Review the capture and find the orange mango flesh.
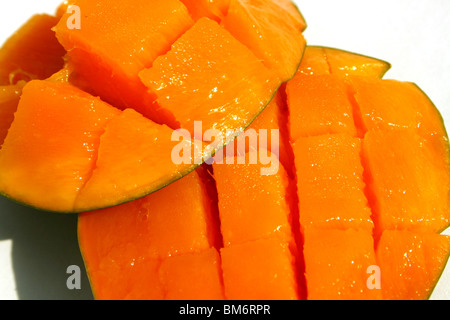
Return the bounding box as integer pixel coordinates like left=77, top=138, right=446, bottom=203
left=296, top=46, right=330, bottom=76
left=363, top=129, right=450, bottom=235
left=285, top=47, right=384, bottom=299
left=285, top=46, right=449, bottom=299
left=78, top=167, right=223, bottom=300
left=0, top=80, right=120, bottom=212
left=350, top=76, right=450, bottom=239
left=0, top=12, right=445, bottom=299
left=139, top=17, right=280, bottom=139
left=235, top=43, right=389, bottom=171
left=56, top=0, right=305, bottom=136
left=286, top=45, right=392, bottom=141
left=351, top=77, right=448, bottom=138
left=215, top=47, right=387, bottom=285
left=0, top=11, right=69, bottom=149
left=0, top=0, right=305, bottom=213
left=0, top=0, right=447, bottom=300
left=272, top=0, right=307, bottom=31
left=224, top=91, right=290, bottom=173
left=376, top=230, right=450, bottom=300
left=159, top=248, right=225, bottom=300
left=73, top=108, right=202, bottom=212
left=303, top=228, right=381, bottom=300
left=221, top=237, right=298, bottom=300
left=351, top=75, right=449, bottom=299
left=350, top=77, right=450, bottom=236
left=293, top=134, right=373, bottom=232
left=0, top=14, right=65, bottom=85
left=222, top=0, right=306, bottom=81
left=323, top=47, right=391, bottom=78
left=180, top=0, right=230, bottom=21
left=79, top=145, right=301, bottom=300
left=55, top=1, right=75, bottom=18
left=55, top=0, right=194, bottom=127
left=56, top=0, right=193, bottom=82
left=92, top=256, right=163, bottom=300
left=289, top=128, right=376, bottom=297
left=0, top=79, right=205, bottom=213
left=246, top=93, right=283, bottom=158
left=287, top=74, right=357, bottom=139
left=296, top=46, right=391, bottom=78
left=212, top=151, right=301, bottom=299
left=350, top=78, right=450, bottom=299
left=0, top=83, right=24, bottom=147
left=212, top=151, right=292, bottom=247
left=79, top=167, right=218, bottom=261
left=76, top=45, right=448, bottom=299
left=0, top=15, right=67, bottom=148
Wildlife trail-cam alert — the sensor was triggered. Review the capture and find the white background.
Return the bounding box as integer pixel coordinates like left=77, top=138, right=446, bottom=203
left=0, top=0, right=449, bottom=300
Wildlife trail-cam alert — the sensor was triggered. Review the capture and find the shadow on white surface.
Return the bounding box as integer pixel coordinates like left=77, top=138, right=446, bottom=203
left=0, top=196, right=93, bottom=300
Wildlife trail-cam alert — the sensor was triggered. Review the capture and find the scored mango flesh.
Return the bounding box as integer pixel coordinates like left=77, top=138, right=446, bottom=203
left=0, top=0, right=306, bottom=213
left=0, top=1, right=448, bottom=301
left=78, top=46, right=450, bottom=300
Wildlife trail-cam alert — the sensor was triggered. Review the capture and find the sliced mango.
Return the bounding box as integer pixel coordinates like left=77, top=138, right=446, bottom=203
left=293, top=134, right=374, bottom=232
left=78, top=167, right=221, bottom=299
left=221, top=237, right=298, bottom=300
left=0, top=80, right=204, bottom=212
left=303, top=228, right=381, bottom=300
left=0, top=81, right=120, bottom=212
left=0, top=0, right=306, bottom=213
left=0, top=14, right=65, bottom=85
left=222, top=0, right=306, bottom=81
left=0, top=83, right=24, bottom=147
left=213, top=150, right=292, bottom=247
left=55, top=0, right=194, bottom=126
left=376, top=230, right=450, bottom=300
left=363, top=128, right=450, bottom=235
left=139, top=17, right=280, bottom=140
left=180, top=0, right=230, bottom=21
